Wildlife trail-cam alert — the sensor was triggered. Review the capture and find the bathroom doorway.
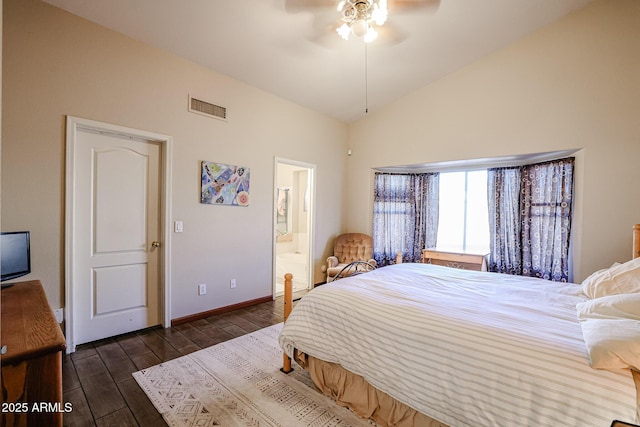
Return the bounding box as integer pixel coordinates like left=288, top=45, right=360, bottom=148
left=273, top=158, right=315, bottom=298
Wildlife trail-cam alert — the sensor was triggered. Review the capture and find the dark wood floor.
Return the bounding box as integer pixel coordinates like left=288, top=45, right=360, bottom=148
left=63, top=294, right=298, bottom=426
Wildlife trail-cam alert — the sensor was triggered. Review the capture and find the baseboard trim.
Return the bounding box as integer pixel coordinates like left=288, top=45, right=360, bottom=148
left=171, top=295, right=273, bottom=327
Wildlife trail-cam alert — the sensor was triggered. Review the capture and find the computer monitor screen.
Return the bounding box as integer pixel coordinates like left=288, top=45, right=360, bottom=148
left=1, top=231, right=31, bottom=282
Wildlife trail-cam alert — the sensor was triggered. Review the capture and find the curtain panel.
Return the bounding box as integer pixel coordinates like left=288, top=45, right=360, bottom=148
left=521, top=158, right=574, bottom=281
left=487, top=167, right=522, bottom=275
left=488, top=157, right=574, bottom=282
left=372, top=172, right=439, bottom=266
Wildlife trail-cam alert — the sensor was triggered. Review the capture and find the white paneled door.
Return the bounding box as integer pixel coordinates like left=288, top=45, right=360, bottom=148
left=67, top=118, right=166, bottom=349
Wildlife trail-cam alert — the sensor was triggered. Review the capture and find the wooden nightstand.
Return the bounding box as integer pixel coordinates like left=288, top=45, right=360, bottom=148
left=422, top=248, right=488, bottom=271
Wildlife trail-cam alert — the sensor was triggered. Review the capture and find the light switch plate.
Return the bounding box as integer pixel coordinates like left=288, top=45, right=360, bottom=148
left=54, top=308, right=64, bottom=323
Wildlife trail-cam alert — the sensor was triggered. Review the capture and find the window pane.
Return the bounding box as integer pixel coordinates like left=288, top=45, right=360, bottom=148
left=436, top=170, right=489, bottom=254
left=465, top=170, right=490, bottom=253
left=436, top=172, right=465, bottom=250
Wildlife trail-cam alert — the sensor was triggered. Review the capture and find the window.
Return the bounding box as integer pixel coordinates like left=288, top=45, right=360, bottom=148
left=373, top=151, right=575, bottom=280
left=436, top=170, right=489, bottom=253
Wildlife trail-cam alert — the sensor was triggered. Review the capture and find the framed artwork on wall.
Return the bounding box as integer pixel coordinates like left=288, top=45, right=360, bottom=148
left=200, top=161, right=250, bottom=206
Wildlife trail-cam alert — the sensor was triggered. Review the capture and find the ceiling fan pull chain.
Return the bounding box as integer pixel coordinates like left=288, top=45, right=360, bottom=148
left=365, top=42, right=369, bottom=114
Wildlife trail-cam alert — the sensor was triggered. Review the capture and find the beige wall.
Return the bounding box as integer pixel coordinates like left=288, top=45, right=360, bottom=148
left=347, top=0, right=640, bottom=282
left=1, top=0, right=348, bottom=318
left=3, top=0, right=639, bottom=324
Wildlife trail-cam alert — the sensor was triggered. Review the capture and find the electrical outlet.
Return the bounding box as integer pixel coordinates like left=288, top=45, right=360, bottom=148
left=198, top=283, right=207, bottom=295
left=230, top=279, right=236, bottom=289
left=54, top=308, right=64, bottom=323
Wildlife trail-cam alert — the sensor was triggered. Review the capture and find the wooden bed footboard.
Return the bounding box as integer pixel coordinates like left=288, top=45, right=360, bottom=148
left=281, top=273, right=294, bottom=374
left=634, top=224, right=640, bottom=259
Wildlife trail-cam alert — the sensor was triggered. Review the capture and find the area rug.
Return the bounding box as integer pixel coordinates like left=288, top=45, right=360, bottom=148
left=133, top=323, right=375, bottom=426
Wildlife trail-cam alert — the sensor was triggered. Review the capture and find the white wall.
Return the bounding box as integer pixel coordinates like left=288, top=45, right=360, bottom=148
left=346, top=0, right=640, bottom=281
left=1, top=0, right=348, bottom=318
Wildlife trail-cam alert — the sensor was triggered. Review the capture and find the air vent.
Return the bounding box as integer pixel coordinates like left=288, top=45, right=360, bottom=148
left=189, top=95, right=227, bottom=121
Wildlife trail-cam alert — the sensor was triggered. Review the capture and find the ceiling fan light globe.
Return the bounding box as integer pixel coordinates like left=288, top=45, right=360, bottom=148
left=364, top=26, right=378, bottom=42
left=372, top=12, right=387, bottom=26
left=371, top=7, right=387, bottom=26
left=337, top=23, right=351, bottom=40
left=351, top=19, right=368, bottom=37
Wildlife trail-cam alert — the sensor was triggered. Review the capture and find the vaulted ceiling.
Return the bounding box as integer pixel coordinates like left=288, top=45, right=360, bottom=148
left=43, top=0, right=594, bottom=123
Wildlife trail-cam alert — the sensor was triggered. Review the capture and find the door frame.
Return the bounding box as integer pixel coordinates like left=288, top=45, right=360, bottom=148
left=64, top=116, right=173, bottom=353
left=272, top=157, right=316, bottom=299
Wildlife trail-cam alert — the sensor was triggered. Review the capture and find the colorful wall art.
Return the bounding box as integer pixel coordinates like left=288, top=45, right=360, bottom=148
left=201, top=161, right=250, bottom=206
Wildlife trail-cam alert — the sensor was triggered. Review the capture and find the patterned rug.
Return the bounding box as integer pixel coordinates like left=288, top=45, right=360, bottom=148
left=133, top=323, right=375, bottom=426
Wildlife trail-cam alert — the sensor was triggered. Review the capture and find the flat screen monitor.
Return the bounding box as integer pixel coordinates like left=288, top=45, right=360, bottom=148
left=1, top=231, right=31, bottom=283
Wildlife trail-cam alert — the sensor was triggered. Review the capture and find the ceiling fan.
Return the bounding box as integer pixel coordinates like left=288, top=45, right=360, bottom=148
left=285, top=0, right=440, bottom=44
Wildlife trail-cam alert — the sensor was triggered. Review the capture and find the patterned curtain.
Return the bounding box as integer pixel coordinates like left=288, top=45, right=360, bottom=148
left=487, top=167, right=522, bottom=275
left=488, top=157, right=574, bottom=282
left=521, top=158, right=574, bottom=281
left=372, top=172, right=439, bottom=266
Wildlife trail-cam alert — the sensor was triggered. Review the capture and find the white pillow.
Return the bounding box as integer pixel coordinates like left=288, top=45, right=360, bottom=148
left=576, top=293, right=640, bottom=321
left=581, top=264, right=617, bottom=294
left=581, top=269, right=608, bottom=297
left=579, top=318, right=640, bottom=370
left=582, top=258, right=640, bottom=298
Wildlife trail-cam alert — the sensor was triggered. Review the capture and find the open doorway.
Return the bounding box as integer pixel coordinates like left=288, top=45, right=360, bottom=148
left=273, top=158, right=315, bottom=298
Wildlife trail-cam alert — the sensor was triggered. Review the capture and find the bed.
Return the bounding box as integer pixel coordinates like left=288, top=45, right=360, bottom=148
left=278, top=227, right=640, bottom=427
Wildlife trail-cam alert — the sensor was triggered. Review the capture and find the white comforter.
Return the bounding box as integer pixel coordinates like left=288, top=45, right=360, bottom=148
left=279, top=263, right=637, bottom=427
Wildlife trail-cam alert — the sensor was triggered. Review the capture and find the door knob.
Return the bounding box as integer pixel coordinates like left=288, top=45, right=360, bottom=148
left=151, top=241, right=161, bottom=248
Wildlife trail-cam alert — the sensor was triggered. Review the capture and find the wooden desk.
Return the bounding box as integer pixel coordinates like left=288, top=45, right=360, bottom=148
left=1, top=280, right=66, bottom=427
left=422, top=248, right=488, bottom=271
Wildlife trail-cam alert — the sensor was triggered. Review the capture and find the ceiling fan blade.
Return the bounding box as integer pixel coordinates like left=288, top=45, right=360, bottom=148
left=389, top=0, right=440, bottom=13
left=284, top=0, right=336, bottom=12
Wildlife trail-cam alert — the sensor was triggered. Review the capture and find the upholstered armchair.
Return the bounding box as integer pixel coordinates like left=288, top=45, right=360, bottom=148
left=326, top=233, right=377, bottom=282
